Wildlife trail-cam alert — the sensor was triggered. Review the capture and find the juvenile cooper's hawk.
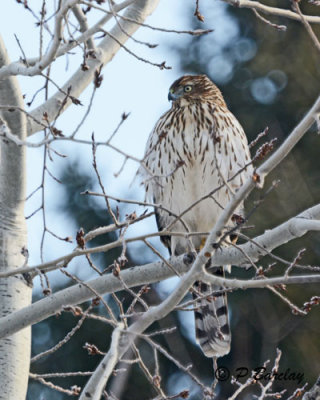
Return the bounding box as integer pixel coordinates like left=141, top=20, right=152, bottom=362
left=138, top=75, right=253, bottom=358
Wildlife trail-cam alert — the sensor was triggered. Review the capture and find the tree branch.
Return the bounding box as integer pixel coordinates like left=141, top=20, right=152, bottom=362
left=27, top=0, right=160, bottom=135
left=71, top=3, right=96, bottom=51
left=0, top=200, right=319, bottom=341
left=292, top=0, right=320, bottom=54
left=0, top=0, right=79, bottom=79
left=0, top=0, right=135, bottom=80
left=202, top=272, right=320, bottom=289
left=0, top=200, right=319, bottom=280
left=79, top=323, right=124, bottom=400
left=224, top=0, right=320, bottom=24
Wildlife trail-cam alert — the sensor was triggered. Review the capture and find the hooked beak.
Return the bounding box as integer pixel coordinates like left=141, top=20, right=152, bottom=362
left=168, top=90, right=178, bottom=102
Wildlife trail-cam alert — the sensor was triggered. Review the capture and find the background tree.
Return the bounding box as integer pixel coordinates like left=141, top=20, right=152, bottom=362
left=0, top=1, right=319, bottom=399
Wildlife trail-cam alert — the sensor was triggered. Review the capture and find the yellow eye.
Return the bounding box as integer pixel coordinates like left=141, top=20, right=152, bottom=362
left=184, top=85, right=192, bottom=93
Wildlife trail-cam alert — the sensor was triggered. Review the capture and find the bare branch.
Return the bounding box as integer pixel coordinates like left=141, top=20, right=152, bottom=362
left=31, top=304, right=93, bottom=363
left=27, top=0, right=160, bottom=135
left=0, top=252, right=319, bottom=341
left=224, top=0, right=320, bottom=24
left=71, top=4, right=96, bottom=51
left=81, top=0, right=214, bottom=36
left=0, top=0, right=79, bottom=79
left=202, top=272, right=320, bottom=289
left=79, top=323, right=124, bottom=400
left=252, top=8, right=287, bottom=31
left=0, top=0, right=135, bottom=80
left=292, top=0, right=320, bottom=53
left=257, top=348, right=282, bottom=399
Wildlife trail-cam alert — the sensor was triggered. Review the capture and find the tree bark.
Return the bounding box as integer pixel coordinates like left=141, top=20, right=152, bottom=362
left=0, top=35, right=32, bottom=400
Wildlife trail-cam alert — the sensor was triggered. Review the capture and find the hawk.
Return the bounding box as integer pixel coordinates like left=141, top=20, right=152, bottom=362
left=138, top=75, right=253, bottom=358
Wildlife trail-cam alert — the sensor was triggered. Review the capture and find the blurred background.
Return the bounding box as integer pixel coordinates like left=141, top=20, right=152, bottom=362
left=1, top=0, right=320, bottom=398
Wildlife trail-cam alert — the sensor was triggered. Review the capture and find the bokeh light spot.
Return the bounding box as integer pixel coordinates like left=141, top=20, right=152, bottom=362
left=233, top=38, right=257, bottom=62
left=250, top=77, right=277, bottom=104
left=208, top=55, right=234, bottom=84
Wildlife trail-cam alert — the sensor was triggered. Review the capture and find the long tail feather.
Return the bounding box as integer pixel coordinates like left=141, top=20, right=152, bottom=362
left=193, top=267, right=231, bottom=358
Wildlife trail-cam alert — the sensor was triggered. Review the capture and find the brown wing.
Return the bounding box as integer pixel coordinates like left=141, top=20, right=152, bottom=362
left=154, top=199, right=171, bottom=255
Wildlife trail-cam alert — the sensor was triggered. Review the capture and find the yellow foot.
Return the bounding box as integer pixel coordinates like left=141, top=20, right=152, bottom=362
left=200, top=237, right=206, bottom=250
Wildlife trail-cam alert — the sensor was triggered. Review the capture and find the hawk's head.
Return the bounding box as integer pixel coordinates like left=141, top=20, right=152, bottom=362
left=168, top=74, right=225, bottom=105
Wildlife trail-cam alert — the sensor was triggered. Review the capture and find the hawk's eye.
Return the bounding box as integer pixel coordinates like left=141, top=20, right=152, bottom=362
left=184, top=85, right=192, bottom=93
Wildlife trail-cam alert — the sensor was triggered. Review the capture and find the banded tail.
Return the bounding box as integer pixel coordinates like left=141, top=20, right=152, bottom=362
left=193, top=267, right=231, bottom=358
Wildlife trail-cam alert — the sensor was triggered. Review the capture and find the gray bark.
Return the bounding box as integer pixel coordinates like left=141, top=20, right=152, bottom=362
left=0, top=36, right=32, bottom=399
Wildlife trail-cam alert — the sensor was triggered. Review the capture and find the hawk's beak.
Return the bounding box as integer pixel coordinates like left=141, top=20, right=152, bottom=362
left=168, top=90, right=178, bottom=101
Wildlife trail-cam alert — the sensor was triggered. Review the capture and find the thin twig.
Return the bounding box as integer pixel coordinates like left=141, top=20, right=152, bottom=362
left=31, top=304, right=93, bottom=363
left=292, top=0, right=320, bottom=53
